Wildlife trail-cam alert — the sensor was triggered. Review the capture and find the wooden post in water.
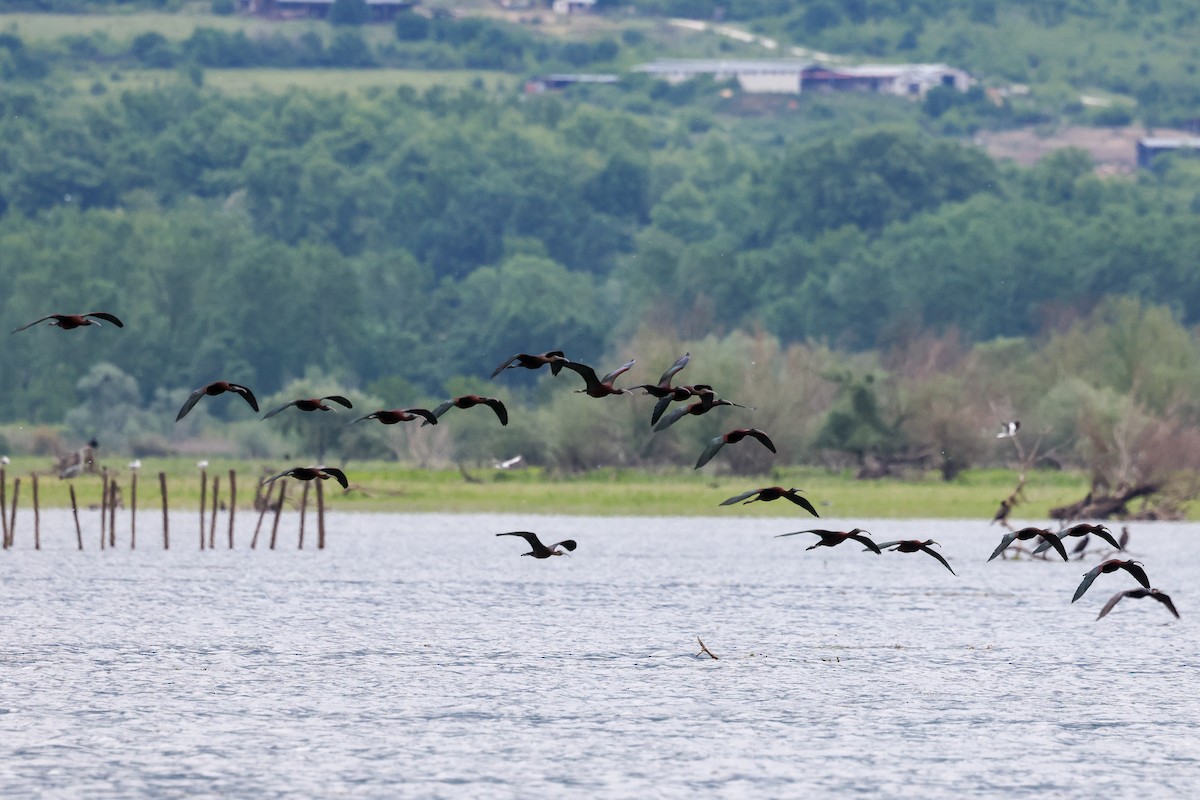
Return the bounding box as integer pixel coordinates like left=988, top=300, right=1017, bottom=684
left=108, top=479, right=117, bottom=549
left=208, top=474, right=219, bottom=550
left=0, top=467, right=7, bottom=548
left=251, top=482, right=273, bottom=550
left=269, top=481, right=287, bottom=551
left=8, top=477, right=19, bottom=549
left=298, top=482, right=310, bottom=550
left=198, top=468, right=207, bottom=551
left=32, top=474, right=40, bottom=551
left=130, top=469, right=137, bottom=550
left=69, top=484, right=82, bottom=550
left=227, top=469, right=236, bottom=550
left=316, top=478, right=326, bottom=550
left=99, top=471, right=108, bottom=551
left=159, top=472, right=169, bottom=550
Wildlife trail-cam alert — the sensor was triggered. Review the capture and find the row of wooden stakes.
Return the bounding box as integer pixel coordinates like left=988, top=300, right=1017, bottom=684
left=0, top=467, right=328, bottom=551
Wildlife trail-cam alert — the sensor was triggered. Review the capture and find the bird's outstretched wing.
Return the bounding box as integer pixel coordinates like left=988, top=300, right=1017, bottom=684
left=484, top=397, right=508, bottom=426
left=784, top=491, right=819, bottom=517
left=694, top=437, right=726, bottom=470
left=262, top=469, right=293, bottom=485
left=85, top=312, right=124, bottom=327
left=653, top=406, right=691, bottom=432
left=1150, top=590, right=1180, bottom=618
left=176, top=387, right=207, bottom=421
left=987, top=532, right=1018, bottom=562
left=775, top=529, right=833, bottom=539
left=552, top=539, right=578, bottom=552
left=1096, top=590, right=1129, bottom=620
left=261, top=400, right=300, bottom=420
left=1122, top=561, right=1151, bottom=589
left=600, top=359, right=636, bottom=386
left=746, top=429, right=777, bottom=453
left=496, top=531, right=541, bottom=547
left=650, top=395, right=674, bottom=426
left=1090, top=527, right=1122, bottom=550
left=1072, top=565, right=1104, bottom=603
left=427, top=400, right=457, bottom=425
left=719, top=489, right=761, bottom=506
left=849, top=531, right=881, bottom=554
left=919, top=544, right=956, bottom=575
left=321, top=467, right=349, bottom=490
left=229, top=384, right=258, bottom=412
left=11, top=315, right=55, bottom=334
left=490, top=354, right=523, bottom=379
left=561, top=361, right=601, bottom=391
left=1041, top=532, right=1068, bottom=561
left=325, top=395, right=353, bottom=409
left=409, top=408, right=438, bottom=425
left=656, top=353, right=690, bottom=386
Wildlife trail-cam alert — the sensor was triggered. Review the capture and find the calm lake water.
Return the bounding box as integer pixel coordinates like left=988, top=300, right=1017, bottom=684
left=0, top=511, right=1196, bottom=798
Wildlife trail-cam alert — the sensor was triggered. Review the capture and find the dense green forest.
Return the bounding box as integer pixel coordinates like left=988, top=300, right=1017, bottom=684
left=0, top=2, right=1198, bottom=486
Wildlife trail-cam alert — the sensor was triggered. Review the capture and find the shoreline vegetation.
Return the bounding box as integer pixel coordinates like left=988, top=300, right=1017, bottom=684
left=0, top=457, right=1102, bottom=520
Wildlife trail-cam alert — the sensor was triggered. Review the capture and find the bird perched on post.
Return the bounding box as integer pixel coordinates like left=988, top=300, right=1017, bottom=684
left=262, top=466, right=349, bottom=490
left=988, top=526, right=1068, bottom=561
left=875, top=539, right=956, bottom=574
left=719, top=487, right=818, bottom=517
left=496, top=531, right=577, bottom=558
left=261, top=395, right=353, bottom=420
left=12, top=312, right=124, bottom=333
left=351, top=408, right=438, bottom=425
left=694, top=428, right=776, bottom=469
left=176, top=381, right=259, bottom=421
left=422, top=395, right=508, bottom=426
left=1072, top=559, right=1151, bottom=603
left=561, top=359, right=636, bottom=398
left=1096, top=588, right=1178, bottom=620
left=490, top=351, right=569, bottom=379
left=776, top=528, right=882, bottom=553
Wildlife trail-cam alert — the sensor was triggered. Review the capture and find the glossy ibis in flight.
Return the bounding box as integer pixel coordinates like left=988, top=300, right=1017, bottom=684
left=490, top=351, right=569, bottom=379
left=423, top=395, right=508, bottom=426
left=1072, top=559, right=1151, bottom=603
left=653, top=396, right=741, bottom=432
left=496, top=531, right=577, bottom=558
left=176, top=381, right=259, bottom=421
left=561, top=359, right=636, bottom=398
left=988, top=527, right=1068, bottom=562
left=694, top=428, right=776, bottom=469
left=627, top=353, right=690, bottom=398
left=261, top=395, right=354, bottom=420
left=1033, top=523, right=1122, bottom=555
left=262, top=466, right=349, bottom=490
left=12, top=312, right=124, bottom=333
left=1096, top=588, right=1178, bottom=620
left=875, top=539, right=956, bottom=574
left=719, top=487, right=818, bottom=517
left=776, top=528, right=882, bottom=553
left=352, top=408, right=438, bottom=425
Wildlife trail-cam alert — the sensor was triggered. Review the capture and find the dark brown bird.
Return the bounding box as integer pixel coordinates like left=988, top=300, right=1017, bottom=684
left=490, top=351, right=569, bottom=379
left=695, top=428, right=776, bottom=469
left=423, top=395, right=508, bottom=426
left=352, top=408, right=438, bottom=425
left=176, top=381, right=259, bottom=421
left=648, top=384, right=714, bottom=425
left=496, top=531, right=577, bottom=558
left=1035, top=522, right=1122, bottom=554
left=654, top=396, right=741, bottom=432
left=1072, top=559, right=1151, bottom=603
left=262, top=466, right=349, bottom=490
left=876, top=539, right=955, bottom=574
left=261, top=395, right=353, bottom=420
left=988, top=526, right=1068, bottom=561
left=1097, top=588, right=1179, bottom=620
left=12, top=312, right=124, bottom=333
left=719, top=487, right=818, bottom=517
left=561, top=359, right=636, bottom=398
left=776, top=528, right=882, bottom=554
left=627, top=353, right=690, bottom=398
left=990, top=498, right=1013, bottom=526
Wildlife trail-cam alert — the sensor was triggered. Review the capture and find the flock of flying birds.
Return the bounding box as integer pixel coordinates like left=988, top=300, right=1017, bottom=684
left=10, top=313, right=1183, bottom=622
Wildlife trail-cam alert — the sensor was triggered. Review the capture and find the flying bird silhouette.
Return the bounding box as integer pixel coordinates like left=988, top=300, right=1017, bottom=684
left=262, top=466, right=349, bottom=490
left=627, top=353, right=690, bottom=398
left=423, top=395, right=508, bottom=426
left=176, top=381, right=259, bottom=421
left=653, top=396, right=741, bottom=432
left=561, top=359, right=636, bottom=398
left=1072, top=559, right=1151, bottom=603
left=1034, top=522, right=1122, bottom=554
left=776, top=528, right=882, bottom=553
left=719, top=487, right=818, bottom=517
left=352, top=408, right=438, bottom=425
left=695, top=428, right=776, bottom=469
left=988, top=527, right=1068, bottom=561
left=875, top=539, right=956, bottom=574
left=12, top=312, right=124, bottom=333
left=496, top=531, right=577, bottom=558
left=261, top=395, right=354, bottom=420
left=490, top=351, right=569, bottom=379
left=996, top=420, right=1020, bottom=439
left=1096, top=588, right=1179, bottom=620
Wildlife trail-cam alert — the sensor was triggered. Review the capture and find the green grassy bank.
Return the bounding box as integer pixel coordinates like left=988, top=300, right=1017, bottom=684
left=0, top=457, right=1096, bottom=521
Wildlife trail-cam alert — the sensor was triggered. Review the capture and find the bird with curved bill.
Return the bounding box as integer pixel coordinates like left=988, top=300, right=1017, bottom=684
left=695, top=428, right=776, bottom=469
left=262, top=466, right=349, bottom=490
left=496, top=531, right=577, bottom=558
left=1034, top=522, right=1122, bottom=554
left=719, top=487, right=818, bottom=517
left=654, top=397, right=741, bottom=432
left=261, top=395, right=353, bottom=420
left=351, top=408, right=438, bottom=425
left=875, top=540, right=955, bottom=574
left=1072, top=559, right=1150, bottom=603
left=422, top=395, right=508, bottom=426
left=988, top=527, right=1068, bottom=561
left=176, top=381, right=259, bottom=421
left=1096, top=588, right=1178, bottom=620
left=490, top=351, right=569, bottom=379
left=627, top=353, right=690, bottom=398
left=776, top=528, right=882, bottom=554
left=561, top=359, right=636, bottom=398
left=12, top=312, right=124, bottom=333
